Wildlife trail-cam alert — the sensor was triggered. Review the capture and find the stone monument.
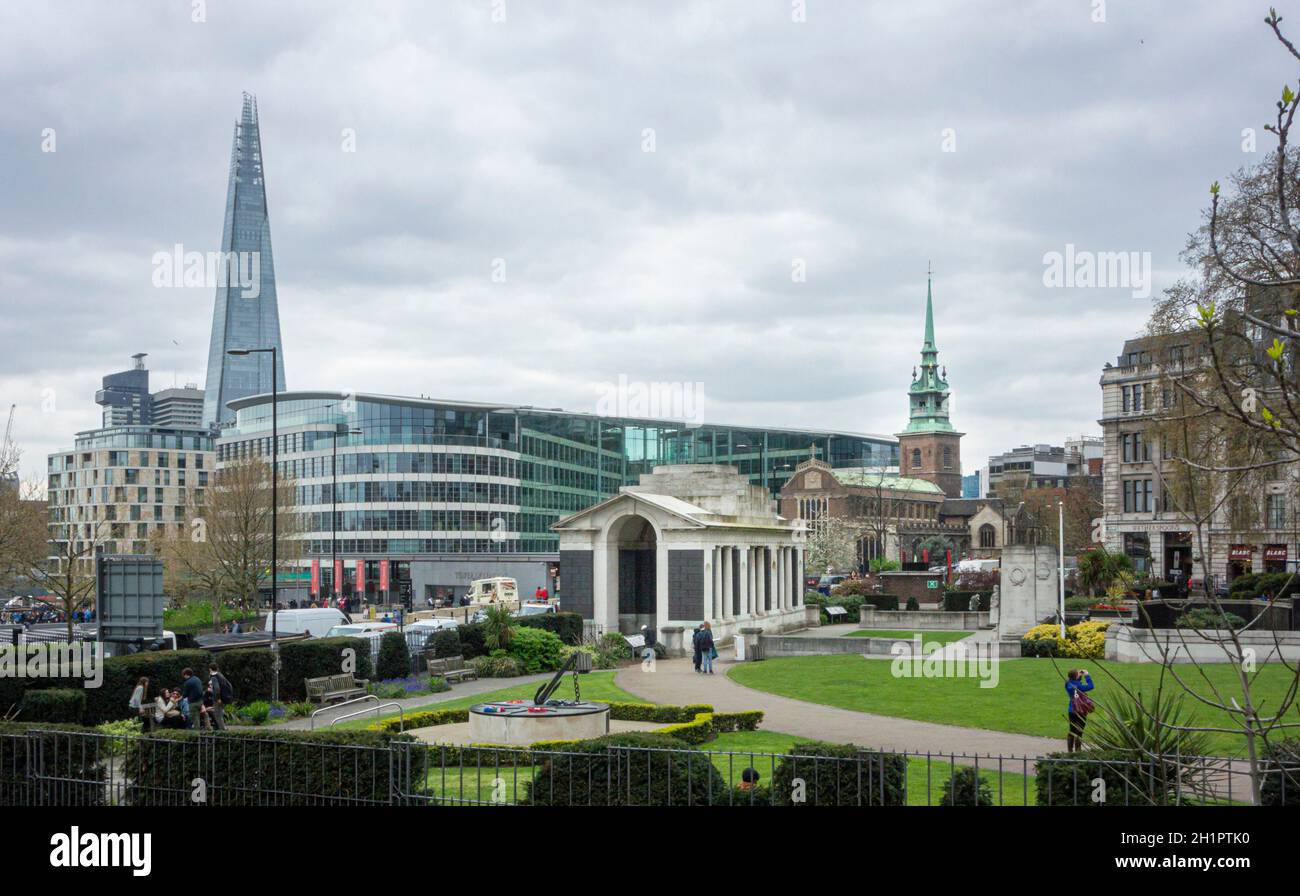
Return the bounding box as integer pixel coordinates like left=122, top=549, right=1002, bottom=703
left=996, top=545, right=1060, bottom=641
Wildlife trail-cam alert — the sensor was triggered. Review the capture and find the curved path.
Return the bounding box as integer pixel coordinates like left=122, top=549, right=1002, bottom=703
left=616, top=656, right=1063, bottom=759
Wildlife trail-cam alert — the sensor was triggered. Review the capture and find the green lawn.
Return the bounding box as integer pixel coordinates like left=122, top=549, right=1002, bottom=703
left=728, top=655, right=1300, bottom=756
left=333, top=670, right=642, bottom=730
left=844, top=630, right=972, bottom=645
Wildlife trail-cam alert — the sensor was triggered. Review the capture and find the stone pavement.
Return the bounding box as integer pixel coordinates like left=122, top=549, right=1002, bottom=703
left=615, top=656, right=1063, bottom=759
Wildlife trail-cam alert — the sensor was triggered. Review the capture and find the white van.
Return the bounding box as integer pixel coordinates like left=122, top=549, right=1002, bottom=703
left=469, top=577, right=518, bottom=605
left=271, top=608, right=348, bottom=638
left=324, top=621, right=396, bottom=639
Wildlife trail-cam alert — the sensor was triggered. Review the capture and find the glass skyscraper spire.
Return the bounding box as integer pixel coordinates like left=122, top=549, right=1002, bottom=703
left=202, top=92, right=286, bottom=426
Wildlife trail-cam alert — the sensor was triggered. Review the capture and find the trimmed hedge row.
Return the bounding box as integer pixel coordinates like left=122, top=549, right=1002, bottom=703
left=17, top=688, right=86, bottom=724
left=0, top=722, right=108, bottom=805
left=768, top=740, right=907, bottom=806
left=526, top=732, right=728, bottom=806
left=2, top=638, right=375, bottom=726
left=515, top=611, right=584, bottom=645
left=1034, top=750, right=1188, bottom=806
left=942, top=590, right=992, bottom=612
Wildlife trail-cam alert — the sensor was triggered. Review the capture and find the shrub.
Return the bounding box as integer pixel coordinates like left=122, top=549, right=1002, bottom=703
left=17, top=688, right=86, bottom=724
left=371, top=708, right=469, bottom=733
left=869, top=558, right=900, bottom=573
left=594, top=631, right=633, bottom=668
left=425, top=628, right=462, bottom=659
left=1035, top=750, right=1187, bottom=806
left=1261, top=738, right=1300, bottom=807
left=233, top=700, right=272, bottom=725
left=1175, top=608, right=1247, bottom=631
left=905, top=596, right=919, bottom=611
left=377, top=631, right=412, bottom=680
left=469, top=653, right=522, bottom=678
left=607, top=702, right=712, bottom=723
left=456, top=622, right=487, bottom=658
left=861, top=594, right=900, bottom=611
left=507, top=626, right=564, bottom=674
left=515, top=611, right=584, bottom=645
left=768, top=740, right=906, bottom=806
left=525, top=732, right=727, bottom=806
left=939, top=766, right=993, bottom=806
left=1086, top=688, right=1212, bottom=795
left=1020, top=620, right=1111, bottom=660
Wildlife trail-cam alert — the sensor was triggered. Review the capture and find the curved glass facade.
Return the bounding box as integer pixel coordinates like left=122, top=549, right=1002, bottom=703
left=217, top=392, right=897, bottom=596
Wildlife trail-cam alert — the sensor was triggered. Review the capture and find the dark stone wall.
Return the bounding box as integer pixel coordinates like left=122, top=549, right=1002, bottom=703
left=668, top=549, right=704, bottom=621
left=618, top=548, right=655, bottom=615
left=559, top=550, right=594, bottom=619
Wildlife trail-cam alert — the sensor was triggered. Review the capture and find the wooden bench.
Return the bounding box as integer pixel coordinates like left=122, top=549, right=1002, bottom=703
left=305, top=673, right=369, bottom=704
left=427, top=655, right=477, bottom=683
left=824, top=605, right=850, bottom=623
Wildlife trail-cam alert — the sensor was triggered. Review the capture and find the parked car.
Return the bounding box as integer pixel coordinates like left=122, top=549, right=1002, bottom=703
left=817, top=574, right=849, bottom=596
left=515, top=602, right=556, bottom=618
left=325, top=622, right=397, bottom=639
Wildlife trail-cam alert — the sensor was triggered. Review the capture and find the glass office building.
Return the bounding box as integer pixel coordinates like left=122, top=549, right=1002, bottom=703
left=217, top=391, right=897, bottom=604
left=202, top=93, right=287, bottom=427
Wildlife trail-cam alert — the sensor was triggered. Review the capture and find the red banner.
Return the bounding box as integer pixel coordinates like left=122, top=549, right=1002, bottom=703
left=379, top=560, right=389, bottom=594
left=1264, top=544, right=1288, bottom=561
left=356, top=559, right=365, bottom=596
left=1228, top=545, right=1255, bottom=561
left=310, top=559, right=320, bottom=597
left=334, top=560, right=343, bottom=596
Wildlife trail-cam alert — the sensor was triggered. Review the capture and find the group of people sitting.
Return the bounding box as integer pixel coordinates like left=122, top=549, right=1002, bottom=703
left=128, top=664, right=233, bottom=733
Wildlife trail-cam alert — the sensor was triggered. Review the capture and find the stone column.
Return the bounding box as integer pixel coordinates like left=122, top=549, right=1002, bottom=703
left=740, top=547, right=751, bottom=617
left=795, top=546, right=805, bottom=606
left=755, top=547, right=766, bottom=615
left=721, top=546, right=732, bottom=619
left=703, top=548, right=714, bottom=624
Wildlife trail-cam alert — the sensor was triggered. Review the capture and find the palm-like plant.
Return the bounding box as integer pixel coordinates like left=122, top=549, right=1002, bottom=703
left=482, top=603, right=516, bottom=652
left=1087, top=686, right=1214, bottom=804
left=1076, top=547, right=1133, bottom=598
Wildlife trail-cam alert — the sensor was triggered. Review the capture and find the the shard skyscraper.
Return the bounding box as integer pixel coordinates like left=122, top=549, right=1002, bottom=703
left=202, top=93, right=286, bottom=427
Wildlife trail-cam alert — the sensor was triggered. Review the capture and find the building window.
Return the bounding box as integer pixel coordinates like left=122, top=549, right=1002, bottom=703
left=942, top=446, right=952, bottom=469
left=911, top=448, right=922, bottom=471
left=1123, top=479, right=1153, bottom=513
left=1267, top=494, right=1288, bottom=530
left=979, top=524, right=996, bottom=548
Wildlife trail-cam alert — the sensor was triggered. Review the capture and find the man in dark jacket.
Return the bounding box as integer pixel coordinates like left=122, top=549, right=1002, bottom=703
left=180, top=668, right=205, bottom=729
left=691, top=625, right=703, bottom=672
left=694, top=624, right=716, bottom=674
left=207, top=663, right=233, bottom=730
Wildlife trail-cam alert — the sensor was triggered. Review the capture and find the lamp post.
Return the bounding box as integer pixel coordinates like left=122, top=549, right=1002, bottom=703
left=331, top=422, right=363, bottom=611
left=1058, top=499, right=1067, bottom=639
left=227, top=346, right=280, bottom=701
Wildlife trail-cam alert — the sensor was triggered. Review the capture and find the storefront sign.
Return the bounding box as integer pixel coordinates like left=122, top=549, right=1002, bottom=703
left=1228, top=544, right=1255, bottom=561
left=1264, top=544, right=1288, bottom=562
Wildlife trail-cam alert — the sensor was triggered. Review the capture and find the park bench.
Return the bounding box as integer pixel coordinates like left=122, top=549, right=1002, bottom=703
left=824, top=605, right=849, bottom=623
left=427, top=655, right=477, bottom=683
left=304, top=673, right=369, bottom=705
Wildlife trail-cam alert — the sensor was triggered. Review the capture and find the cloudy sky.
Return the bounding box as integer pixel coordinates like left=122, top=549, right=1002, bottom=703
left=0, top=0, right=1287, bottom=485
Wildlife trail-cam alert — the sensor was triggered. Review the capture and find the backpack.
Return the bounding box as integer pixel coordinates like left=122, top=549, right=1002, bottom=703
left=215, top=673, right=234, bottom=703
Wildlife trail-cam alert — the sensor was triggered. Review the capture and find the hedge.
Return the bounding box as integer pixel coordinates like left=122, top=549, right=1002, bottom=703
left=768, top=741, right=907, bottom=806
left=0, top=722, right=109, bottom=805
left=16, top=688, right=86, bottom=724
left=525, top=732, right=728, bottom=806
left=122, top=727, right=411, bottom=806
left=939, top=765, right=994, bottom=806
left=1035, top=750, right=1187, bottom=806
left=942, top=590, right=991, bottom=612
left=0, top=637, right=375, bottom=727
left=426, top=629, right=462, bottom=659
left=506, top=626, right=564, bottom=673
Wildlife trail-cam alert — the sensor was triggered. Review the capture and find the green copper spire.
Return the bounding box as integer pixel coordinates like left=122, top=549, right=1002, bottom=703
left=901, top=272, right=955, bottom=434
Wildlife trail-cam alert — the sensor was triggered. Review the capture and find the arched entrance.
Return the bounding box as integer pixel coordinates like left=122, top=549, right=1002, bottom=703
left=607, top=513, right=658, bottom=634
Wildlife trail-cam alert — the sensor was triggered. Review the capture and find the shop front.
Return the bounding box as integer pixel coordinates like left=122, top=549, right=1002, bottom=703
left=1162, top=531, right=1193, bottom=583
left=1228, top=544, right=1256, bottom=582
left=1264, top=544, right=1289, bottom=574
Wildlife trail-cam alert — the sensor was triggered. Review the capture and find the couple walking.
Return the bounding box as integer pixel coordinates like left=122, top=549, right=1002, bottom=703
left=692, top=622, right=717, bottom=674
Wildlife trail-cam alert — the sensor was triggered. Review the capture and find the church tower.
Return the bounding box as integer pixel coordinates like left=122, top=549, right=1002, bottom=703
left=897, top=275, right=964, bottom=498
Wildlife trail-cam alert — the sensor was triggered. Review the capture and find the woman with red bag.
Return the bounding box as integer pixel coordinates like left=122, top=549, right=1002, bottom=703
left=1064, top=668, right=1095, bottom=752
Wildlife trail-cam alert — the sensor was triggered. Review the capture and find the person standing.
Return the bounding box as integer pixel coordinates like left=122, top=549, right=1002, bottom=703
left=691, top=625, right=703, bottom=673
left=639, top=624, right=656, bottom=665
left=128, top=677, right=152, bottom=733
left=1065, top=668, right=1095, bottom=753
left=206, top=663, right=232, bottom=730
left=180, top=667, right=205, bottom=730
left=697, top=622, right=716, bottom=675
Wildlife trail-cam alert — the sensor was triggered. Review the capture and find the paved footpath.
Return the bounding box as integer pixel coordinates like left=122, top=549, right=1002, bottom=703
left=615, top=656, right=1063, bottom=760
left=270, top=672, right=553, bottom=731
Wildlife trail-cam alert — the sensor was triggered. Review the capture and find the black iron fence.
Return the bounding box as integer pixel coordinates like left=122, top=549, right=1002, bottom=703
left=1, top=726, right=1295, bottom=807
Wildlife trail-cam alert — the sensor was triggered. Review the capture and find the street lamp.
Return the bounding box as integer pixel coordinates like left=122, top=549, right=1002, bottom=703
left=227, top=346, right=281, bottom=701
left=330, top=421, right=363, bottom=611
left=1057, top=499, right=1067, bottom=639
